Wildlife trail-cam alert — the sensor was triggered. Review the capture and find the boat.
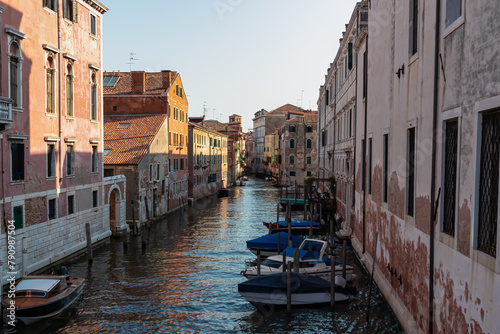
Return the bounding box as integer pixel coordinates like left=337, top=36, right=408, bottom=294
left=263, top=220, right=326, bottom=235
left=240, top=176, right=248, bottom=181
left=218, top=188, right=230, bottom=197
left=242, top=239, right=355, bottom=281
left=246, top=232, right=302, bottom=257
left=1, top=275, right=85, bottom=325
left=237, top=180, right=246, bottom=186
left=238, top=272, right=349, bottom=307
left=279, top=198, right=308, bottom=209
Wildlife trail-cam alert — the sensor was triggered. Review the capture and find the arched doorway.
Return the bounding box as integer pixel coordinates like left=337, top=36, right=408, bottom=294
left=108, top=187, right=121, bottom=234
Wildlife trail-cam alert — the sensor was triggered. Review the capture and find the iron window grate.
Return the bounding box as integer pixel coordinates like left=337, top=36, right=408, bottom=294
left=443, top=120, right=458, bottom=236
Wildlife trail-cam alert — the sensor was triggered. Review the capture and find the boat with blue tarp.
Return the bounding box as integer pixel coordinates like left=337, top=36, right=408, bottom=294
left=246, top=232, right=301, bottom=257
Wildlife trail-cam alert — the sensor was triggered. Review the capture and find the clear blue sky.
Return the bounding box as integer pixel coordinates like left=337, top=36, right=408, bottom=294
left=102, top=0, right=360, bottom=132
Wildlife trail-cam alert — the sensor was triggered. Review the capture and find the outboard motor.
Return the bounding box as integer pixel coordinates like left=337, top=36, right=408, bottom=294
left=58, top=266, right=70, bottom=280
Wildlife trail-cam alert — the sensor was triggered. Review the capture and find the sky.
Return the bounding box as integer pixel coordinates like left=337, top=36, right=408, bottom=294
left=102, top=0, right=360, bottom=132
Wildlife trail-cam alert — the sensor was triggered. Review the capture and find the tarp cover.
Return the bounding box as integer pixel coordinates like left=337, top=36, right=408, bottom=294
left=277, top=220, right=322, bottom=228
left=238, top=272, right=331, bottom=294
left=247, top=232, right=301, bottom=250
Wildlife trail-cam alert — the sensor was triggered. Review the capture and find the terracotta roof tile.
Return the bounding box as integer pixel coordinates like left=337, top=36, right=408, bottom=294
left=268, top=104, right=306, bottom=115
left=103, top=114, right=167, bottom=165
left=103, top=72, right=177, bottom=95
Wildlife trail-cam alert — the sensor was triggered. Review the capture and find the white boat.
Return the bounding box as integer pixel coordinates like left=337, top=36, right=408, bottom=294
left=1, top=275, right=84, bottom=325
left=242, top=239, right=355, bottom=281
left=238, top=273, right=349, bottom=307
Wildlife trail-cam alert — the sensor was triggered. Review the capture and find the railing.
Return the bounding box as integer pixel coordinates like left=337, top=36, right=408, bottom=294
left=0, top=96, right=13, bottom=123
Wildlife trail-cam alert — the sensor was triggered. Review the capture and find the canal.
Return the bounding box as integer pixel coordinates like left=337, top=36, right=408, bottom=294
left=4, top=178, right=403, bottom=333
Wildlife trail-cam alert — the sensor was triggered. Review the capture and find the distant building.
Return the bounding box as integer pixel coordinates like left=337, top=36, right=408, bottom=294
left=0, top=0, right=127, bottom=281
left=252, top=104, right=305, bottom=176
left=187, top=122, right=228, bottom=200
left=278, top=112, right=318, bottom=186
left=103, top=70, right=189, bottom=213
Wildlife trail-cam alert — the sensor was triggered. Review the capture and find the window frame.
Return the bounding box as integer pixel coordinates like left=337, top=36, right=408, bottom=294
left=8, top=36, right=24, bottom=111
left=409, top=0, right=419, bottom=57
left=48, top=197, right=57, bottom=220
left=11, top=142, right=25, bottom=182
left=67, top=194, right=75, bottom=216
left=90, top=71, right=98, bottom=121
left=46, top=54, right=56, bottom=114
left=90, top=13, right=97, bottom=36
left=66, top=62, right=74, bottom=117
left=92, top=189, right=98, bottom=208
left=91, top=145, right=98, bottom=173
left=444, top=0, right=464, bottom=35
left=44, top=0, right=58, bottom=12
left=46, top=143, right=57, bottom=178
left=66, top=144, right=75, bottom=176
left=406, top=127, right=416, bottom=217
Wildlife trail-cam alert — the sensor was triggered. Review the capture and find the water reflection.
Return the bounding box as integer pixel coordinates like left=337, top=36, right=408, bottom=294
left=2, top=178, right=402, bottom=333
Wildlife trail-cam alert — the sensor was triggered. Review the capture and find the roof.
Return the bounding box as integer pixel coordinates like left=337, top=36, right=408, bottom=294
left=104, top=114, right=167, bottom=165
left=189, top=122, right=229, bottom=138
left=201, top=120, right=226, bottom=132
left=268, top=104, right=305, bottom=115
left=286, top=113, right=318, bottom=123
left=103, top=71, right=177, bottom=95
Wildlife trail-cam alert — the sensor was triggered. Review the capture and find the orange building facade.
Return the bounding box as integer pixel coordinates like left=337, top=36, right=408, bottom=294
left=103, top=70, right=189, bottom=212
left=0, top=0, right=127, bottom=281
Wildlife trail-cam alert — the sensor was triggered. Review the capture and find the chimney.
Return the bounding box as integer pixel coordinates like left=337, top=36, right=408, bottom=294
left=162, top=70, right=171, bottom=89
left=131, top=71, right=145, bottom=94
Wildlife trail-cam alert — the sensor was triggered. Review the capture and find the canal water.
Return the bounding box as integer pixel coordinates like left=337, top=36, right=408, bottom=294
left=4, top=178, right=403, bottom=333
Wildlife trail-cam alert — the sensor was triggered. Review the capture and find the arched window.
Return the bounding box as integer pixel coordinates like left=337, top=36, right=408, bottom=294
left=9, top=41, right=22, bottom=108
left=46, top=55, right=55, bottom=114
left=307, top=126, right=313, bottom=133
left=307, top=139, right=312, bottom=149
left=66, top=63, right=74, bottom=117
left=91, top=71, right=97, bottom=120
left=289, top=125, right=296, bottom=133
left=290, top=139, right=295, bottom=149
left=289, top=156, right=295, bottom=164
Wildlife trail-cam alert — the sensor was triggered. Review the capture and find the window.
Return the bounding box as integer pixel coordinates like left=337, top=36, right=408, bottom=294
left=407, top=128, right=416, bottom=217
left=47, top=144, right=56, bottom=178
left=11, top=143, right=24, bottom=181
left=289, top=156, right=295, bottom=164
left=9, top=41, right=22, bottom=108
left=306, top=126, right=313, bottom=133
left=383, top=134, right=389, bottom=203
left=66, top=145, right=74, bottom=175
left=91, top=146, right=98, bottom=173
left=307, top=171, right=312, bottom=177
left=477, top=112, right=500, bottom=257
left=162, top=179, right=166, bottom=195
left=149, top=164, right=153, bottom=182
left=289, top=126, right=296, bottom=133
left=180, top=87, right=183, bottom=98
left=443, top=120, right=458, bottom=236
left=63, top=0, right=77, bottom=22
left=409, top=0, right=419, bottom=56
left=445, top=0, right=462, bottom=28
left=92, top=190, right=98, bottom=208
left=180, top=159, right=184, bottom=170
left=46, top=55, right=55, bottom=114
left=368, top=138, right=372, bottom=194
left=48, top=198, right=57, bottom=220
left=348, top=43, right=353, bottom=70
left=44, top=0, right=57, bottom=12
left=91, top=71, right=97, bottom=120
left=66, top=63, right=74, bottom=116
left=307, top=156, right=312, bottom=165
left=176, top=85, right=179, bottom=96
left=321, top=131, right=327, bottom=147
left=363, top=52, right=367, bottom=98
left=349, top=109, right=352, bottom=137
left=13, top=205, right=23, bottom=229
left=290, top=171, right=296, bottom=176
left=290, top=139, right=295, bottom=149
left=90, top=13, right=96, bottom=35
left=157, top=164, right=160, bottom=180
left=68, top=195, right=75, bottom=215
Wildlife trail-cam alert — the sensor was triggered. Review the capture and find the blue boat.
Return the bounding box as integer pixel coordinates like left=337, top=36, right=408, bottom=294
left=238, top=272, right=349, bottom=307
left=246, top=232, right=301, bottom=257
left=263, top=220, right=326, bottom=235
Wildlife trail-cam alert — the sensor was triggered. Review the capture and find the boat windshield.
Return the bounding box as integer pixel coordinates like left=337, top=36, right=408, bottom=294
left=15, top=290, right=47, bottom=298
left=262, top=259, right=282, bottom=269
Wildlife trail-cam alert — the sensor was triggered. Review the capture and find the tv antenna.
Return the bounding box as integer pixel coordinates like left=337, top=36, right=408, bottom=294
left=127, top=52, right=139, bottom=71
left=203, top=102, right=208, bottom=118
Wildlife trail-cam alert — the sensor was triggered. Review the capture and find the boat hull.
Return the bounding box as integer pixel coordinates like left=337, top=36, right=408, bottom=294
left=244, top=267, right=355, bottom=282
left=239, top=291, right=349, bottom=306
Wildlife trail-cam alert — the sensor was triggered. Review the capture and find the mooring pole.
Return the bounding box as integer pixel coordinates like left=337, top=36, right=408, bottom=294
left=287, top=261, right=292, bottom=313
left=85, top=223, right=93, bottom=265
left=257, top=250, right=261, bottom=276
left=287, top=202, right=292, bottom=248
left=342, top=240, right=347, bottom=280
left=293, top=248, right=300, bottom=273
left=366, top=231, right=379, bottom=324
left=277, top=232, right=281, bottom=254
left=282, top=250, right=287, bottom=273
left=330, top=254, right=336, bottom=309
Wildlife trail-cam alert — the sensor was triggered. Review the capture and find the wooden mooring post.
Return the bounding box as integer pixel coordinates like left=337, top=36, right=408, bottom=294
left=257, top=250, right=261, bottom=276
left=282, top=250, right=287, bottom=273
left=293, top=248, right=300, bottom=273
left=366, top=231, right=379, bottom=324
left=287, top=202, right=292, bottom=247
left=85, top=223, right=93, bottom=265
left=286, top=261, right=292, bottom=312
left=330, top=254, right=336, bottom=309
left=342, top=240, right=347, bottom=279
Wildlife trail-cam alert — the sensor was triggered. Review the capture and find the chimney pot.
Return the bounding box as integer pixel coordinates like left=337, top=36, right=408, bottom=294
left=131, top=71, right=145, bottom=94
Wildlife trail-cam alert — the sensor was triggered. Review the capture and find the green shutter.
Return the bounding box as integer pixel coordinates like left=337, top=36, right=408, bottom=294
left=13, top=206, right=23, bottom=229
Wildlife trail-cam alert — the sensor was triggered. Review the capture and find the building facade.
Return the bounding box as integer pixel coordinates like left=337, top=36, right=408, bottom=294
left=103, top=70, right=189, bottom=213
left=0, top=0, right=127, bottom=281
left=318, top=1, right=368, bottom=230
left=188, top=122, right=228, bottom=200
left=279, top=113, right=318, bottom=186
left=349, top=0, right=500, bottom=333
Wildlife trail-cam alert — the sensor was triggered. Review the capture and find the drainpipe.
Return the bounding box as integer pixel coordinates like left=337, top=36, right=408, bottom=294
left=362, top=34, right=369, bottom=254
left=429, top=0, right=441, bottom=332
left=57, top=6, right=63, bottom=186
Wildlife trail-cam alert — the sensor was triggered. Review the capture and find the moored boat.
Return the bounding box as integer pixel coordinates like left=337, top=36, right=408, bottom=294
left=238, top=272, right=349, bottom=307
left=246, top=232, right=302, bottom=257
left=279, top=198, right=308, bottom=209
left=218, top=188, right=230, bottom=197
left=1, top=275, right=84, bottom=325
left=263, top=220, right=326, bottom=235
left=242, top=239, right=355, bottom=281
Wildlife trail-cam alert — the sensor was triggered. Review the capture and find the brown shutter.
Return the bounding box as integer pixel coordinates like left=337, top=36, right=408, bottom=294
left=73, top=0, right=78, bottom=23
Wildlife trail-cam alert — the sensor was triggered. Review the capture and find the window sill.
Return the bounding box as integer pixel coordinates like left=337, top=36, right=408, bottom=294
left=408, top=53, right=419, bottom=66
left=439, top=232, right=455, bottom=249
left=443, top=16, right=464, bottom=39
left=10, top=180, right=24, bottom=185
left=472, top=249, right=496, bottom=272
left=90, top=119, right=99, bottom=124
left=66, top=175, right=75, bottom=178
left=89, top=33, right=97, bottom=40
left=46, top=176, right=57, bottom=180
left=12, top=107, right=23, bottom=113
left=45, top=113, right=57, bottom=118
left=43, top=7, right=57, bottom=15
left=66, top=116, right=76, bottom=121
left=63, top=18, right=74, bottom=25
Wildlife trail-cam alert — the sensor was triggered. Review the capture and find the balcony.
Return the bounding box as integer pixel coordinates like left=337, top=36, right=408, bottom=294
left=0, top=97, right=13, bottom=132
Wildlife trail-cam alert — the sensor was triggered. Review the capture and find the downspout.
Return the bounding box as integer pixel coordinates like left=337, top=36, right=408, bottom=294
left=429, top=0, right=441, bottom=332
left=57, top=5, right=63, bottom=185
left=362, top=34, right=369, bottom=254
